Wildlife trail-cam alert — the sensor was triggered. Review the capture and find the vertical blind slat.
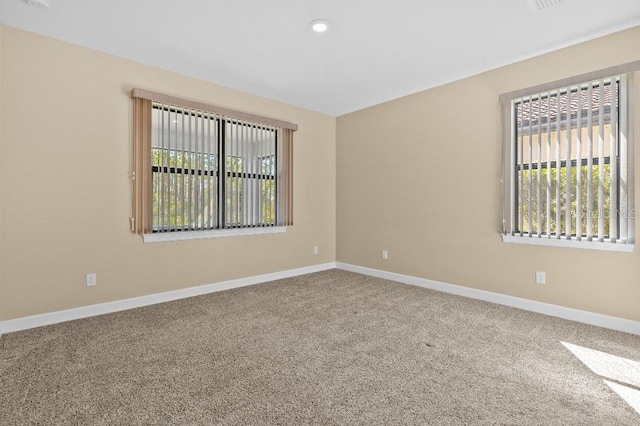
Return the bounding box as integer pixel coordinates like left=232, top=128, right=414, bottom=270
left=253, top=124, right=256, bottom=225
left=238, top=120, right=247, bottom=226
left=193, top=109, right=199, bottom=229
left=269, top=131, right=274, bottom=226
left=586, top=84, right=594, bottom=240
left=527, top=97, right=533, bottom=236
left=186, top=110, right=191, bottom=229
left=598, top=80, right=605, bottom=241
left=610, top=79, right=618, bottom=241
left=229, top=120, right=235, bottom=228
left=576, top=85, right=583, bottom=240
left=564, top=87, right=572, bottom=239
left=245, top=124, right=249, bottom=227
left=545, top=93, right=551, bottom=238
left=206, top=113, right=211, bottom=229
left=171, top=109, right=177, bottom=230
left=555, top=91, right=562, bottom=239
left=619, top=75, right=629, bottom=241
left=197, top=112, right=202, bottom=229
left=247, top=124, right=251, bottom=227
left=586, top=84, right=593, bottom=241
left=218, top=118, right=224, bottom=229
left=623, top=73, right=634, bottom=243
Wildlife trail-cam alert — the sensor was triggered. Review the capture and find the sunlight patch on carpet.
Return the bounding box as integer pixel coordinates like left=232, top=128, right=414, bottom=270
left=562, top=341, right=640, bottom=415
left=604, top=380, right=640, bottom=415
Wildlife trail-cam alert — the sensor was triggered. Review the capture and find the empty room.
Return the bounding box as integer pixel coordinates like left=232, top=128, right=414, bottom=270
left=1, top=0, right=640, bottom=424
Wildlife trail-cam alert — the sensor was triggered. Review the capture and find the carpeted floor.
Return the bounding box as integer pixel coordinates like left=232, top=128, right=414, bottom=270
left=1, top=269, right=639, bottom=425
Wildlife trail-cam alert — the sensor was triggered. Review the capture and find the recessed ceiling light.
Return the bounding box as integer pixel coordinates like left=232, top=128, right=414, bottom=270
left=24, top=0, right=50, bottom=9
left=310, top=19, right=329, bottom=33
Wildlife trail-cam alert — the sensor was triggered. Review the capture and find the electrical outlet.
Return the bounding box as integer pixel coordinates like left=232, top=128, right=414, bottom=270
left=535, top=271, right=546, bottom=284
left=313, top=246, right=318, bottom=255
left=86, top=273, right=97, bottom=287
left=382, top=250, right=388, bottom=260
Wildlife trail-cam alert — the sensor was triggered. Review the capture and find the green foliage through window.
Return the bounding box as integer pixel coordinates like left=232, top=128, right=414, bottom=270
left=517, top=163, right=612, bottom=238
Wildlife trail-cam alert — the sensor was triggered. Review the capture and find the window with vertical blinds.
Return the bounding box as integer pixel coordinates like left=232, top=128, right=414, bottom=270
left=131, top=89, right=295, bottom=242
left=501, top=62, right=638, bottom=251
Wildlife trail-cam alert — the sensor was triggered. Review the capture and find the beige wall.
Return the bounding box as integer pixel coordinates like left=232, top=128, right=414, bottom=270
left=0, top=25, right=336, bottom=321
left=2, top=22, right=639, bottom=325
left=337, top=26, right=640, bottom=322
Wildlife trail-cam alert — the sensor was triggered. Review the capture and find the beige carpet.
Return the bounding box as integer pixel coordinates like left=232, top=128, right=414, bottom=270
left=1, top=269, right=639, bottom=425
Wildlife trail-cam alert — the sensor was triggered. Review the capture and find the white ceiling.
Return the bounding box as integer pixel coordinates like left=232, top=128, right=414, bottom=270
left=1, top=0, right=639, bottom=116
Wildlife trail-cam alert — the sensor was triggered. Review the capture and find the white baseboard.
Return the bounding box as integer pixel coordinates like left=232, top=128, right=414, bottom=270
left=336, top=262, right=640, bottom=336
left=0, top=262, right=337, bottom=335
left=3, top=261, right=638, bottom=337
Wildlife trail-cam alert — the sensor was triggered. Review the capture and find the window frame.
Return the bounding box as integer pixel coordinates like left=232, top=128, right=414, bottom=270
left=500, top=62, right=639, bottom=252
left=131, top=89, right=296, bottom=242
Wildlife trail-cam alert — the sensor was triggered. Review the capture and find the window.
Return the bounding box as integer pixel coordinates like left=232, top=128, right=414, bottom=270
left=131, top=89, right=295, bottom=241
left=501, top=62, right=638, bottom=251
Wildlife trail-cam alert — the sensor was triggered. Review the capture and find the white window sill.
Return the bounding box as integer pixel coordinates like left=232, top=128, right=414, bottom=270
left=501, top=233, right=634, bottom=253
left=143, top=226, right=286, bottom=243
